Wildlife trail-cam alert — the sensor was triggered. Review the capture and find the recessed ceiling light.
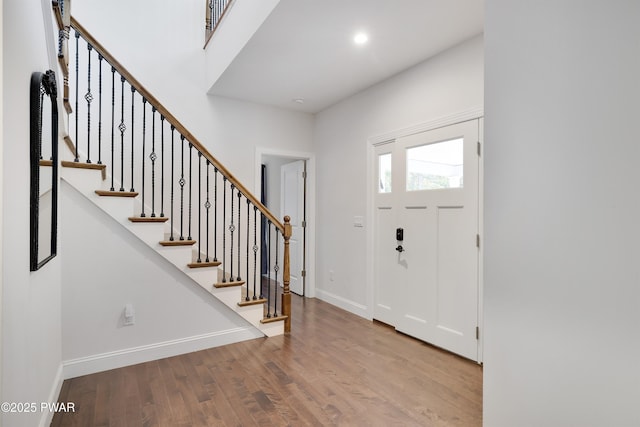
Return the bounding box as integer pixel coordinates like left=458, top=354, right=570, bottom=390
left=354, top=32, right=368, bottom=45
left=293, top=98, right=305, bottom=104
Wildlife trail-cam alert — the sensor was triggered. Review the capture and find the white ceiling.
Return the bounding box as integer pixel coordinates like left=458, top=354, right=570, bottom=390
left=209, top=0, right=484, bottom=114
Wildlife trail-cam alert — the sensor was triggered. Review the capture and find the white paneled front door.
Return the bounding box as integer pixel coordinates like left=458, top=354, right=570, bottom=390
left=373, top=119, right=480, bottom=361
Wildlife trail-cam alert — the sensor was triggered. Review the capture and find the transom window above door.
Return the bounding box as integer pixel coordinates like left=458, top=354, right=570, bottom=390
left=406, top=138, right=463, bottom=191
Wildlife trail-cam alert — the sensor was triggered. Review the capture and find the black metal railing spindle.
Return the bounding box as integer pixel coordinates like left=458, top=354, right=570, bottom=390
left=118, top=76, right=125, bottom=192
left=266, top=222, right=272, bottom=317
left=179, top=135, right=185, bottom=240
left=169, top=127, right=176, bottom=241
left=97, top=54, right=103, bottom=164
left=205, top=161, right=211, bottom=262
left=253, top=207, right=258, bottom=300
left=229, top=184, right=235, bottom=282
left=129, top=86, right=135, bottom=192
left=188, top=143, right=193, bottom=240
left=85, top=44, right=92, bottom=163
left=140, top=99, right=147, bottom=217
left=245, top=198, right=250, bottom=300
left=274, top=231, right=280, bottom=317
left=214, top=168, right=218, bottom=262
left=237, top=191, right=242, bottom=281
left=222, top=176, right=227, bottom=282
left=110, top=66, right=115, bottom=191
left=160, top=116, right=165, bottom=217
left=74, top=31, right=79, bottom=161
left=150, top=107, right=157, bottom=217
left=197, top=152, right=202, bottom=263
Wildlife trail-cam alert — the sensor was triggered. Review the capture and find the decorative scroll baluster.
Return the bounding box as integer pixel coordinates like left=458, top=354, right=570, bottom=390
left=237, top=191, right=242, bottom=281
left=74, top=31, right=79, bottom=161
left=169, top=127, right=176, bottom=241
left=110, top=66, right=115, bottom=191
left=205, top=161, right=211, bottom=262
left=140, top=99, right=147, bottom=217
left=188, top=143, right=193, bottom=240
left=179, top=135, right=185, bottom=240
left=129, top=86, right=135, bottom=192
left=266, top=222, right=272, bottom=318
left=150, top=107, right=157, bottom=217
left=85, top=44, right=92, bottom=163
left=222, top=176, right=227, bottom=282
left=118, top=76, right=125, bottom=192
left=229, top=184, right=235, bottom=282
left=253, top=207, right=258, bottom=300
left=97, top=54, right=103, bottom=164
left=197, top=152, right=202, bottom=263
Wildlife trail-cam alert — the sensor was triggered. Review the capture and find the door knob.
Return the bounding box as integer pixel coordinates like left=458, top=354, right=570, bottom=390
left=395, top=245, right=404, bottom=253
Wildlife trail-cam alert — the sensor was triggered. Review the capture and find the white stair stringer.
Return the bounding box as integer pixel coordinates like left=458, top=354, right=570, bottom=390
left=60, top=164, right=284, bottom=338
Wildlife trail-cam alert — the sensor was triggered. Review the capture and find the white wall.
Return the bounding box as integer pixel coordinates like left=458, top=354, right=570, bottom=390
left=2, top=1, right=63, bottom=426
left=314, top=35, right=483, bottom=317
left=484, top=2, right=640, bottom=425
left=60, top=183, right=262, bottom=377
left=73, top=0, right=314, bottom=193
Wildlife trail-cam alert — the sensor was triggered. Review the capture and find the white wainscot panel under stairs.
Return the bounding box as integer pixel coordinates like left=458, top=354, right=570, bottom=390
left=60, top=156, right=284, bottom=338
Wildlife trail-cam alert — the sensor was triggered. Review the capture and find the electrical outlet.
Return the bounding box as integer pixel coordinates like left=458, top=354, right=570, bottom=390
left=124, top=304, right=135, bottom=326
left=329, top=270, right=334, bottom=281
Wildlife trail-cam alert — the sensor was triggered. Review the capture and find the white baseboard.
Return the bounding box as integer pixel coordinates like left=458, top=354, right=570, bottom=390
left=315, top=289, right=370, bottom=320
left=63, top=327, right=260, bottom=379
left=38, top=364, right=64, bottom=427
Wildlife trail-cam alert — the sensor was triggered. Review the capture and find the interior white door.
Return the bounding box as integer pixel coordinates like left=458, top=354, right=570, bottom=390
left=373, top=119, right=480, bottom=361
left=281, top=160, right=305, bottom=295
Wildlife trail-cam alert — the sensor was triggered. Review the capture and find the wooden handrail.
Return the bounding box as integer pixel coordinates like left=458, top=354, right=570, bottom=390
left=70, top=17, right=284, bottom=233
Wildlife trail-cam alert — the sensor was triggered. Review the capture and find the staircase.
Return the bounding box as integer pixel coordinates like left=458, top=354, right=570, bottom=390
left=51, top=1, right=292, bottom=338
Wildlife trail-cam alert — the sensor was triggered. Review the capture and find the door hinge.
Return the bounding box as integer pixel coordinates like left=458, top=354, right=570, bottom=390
left=476, top=234, right=480, bottom=248
left=476, top=326, right=480, bottom=340
left=477, top=141, right=481, bottom=156
left=301, top=270, right=306, bottom=277
left=302, top=220, right=307, bottom=228
left=302, top=171, right=307, bottom=179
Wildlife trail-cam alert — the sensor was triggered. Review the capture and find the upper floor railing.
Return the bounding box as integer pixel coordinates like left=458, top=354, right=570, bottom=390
left=205, top=0, right=234, bottom=47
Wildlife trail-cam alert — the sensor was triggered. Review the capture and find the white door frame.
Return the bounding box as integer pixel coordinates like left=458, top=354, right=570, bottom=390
left=255, top=147, right=316, bottom=298
left=365, top=107, right=484, bottom=362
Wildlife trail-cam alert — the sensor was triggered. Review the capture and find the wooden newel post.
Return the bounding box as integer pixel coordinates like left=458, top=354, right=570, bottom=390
left=282, top=215, right=292, bottom=333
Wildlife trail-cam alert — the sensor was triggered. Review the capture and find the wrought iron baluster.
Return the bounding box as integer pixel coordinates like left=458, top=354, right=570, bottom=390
left=179, top=135, right=185, bottom=240
left=274, top=231, right=280, bottom=317
left=119, top=76, right=125, bottom=192
left=214, top=168, right=218, bottom=262
left=97, top=54, right=103, bottom=164
left=110, top=66, right=115, bottom=191
left=169, top=127, right=176, bottom=241
left=129, top=86, right=135, bottom=192
left=150, top=107, right=157, bottom=217
left=266, top=221, right=272, bottom=317
left=74, top=30, right=79, bottom=162
left=140, top=99, right=147, bottom=217
left=253, top=207, right=259, bottom=300
left=222, top=176, right=227, bottom=282
left=197, top=152, right=202, bottom=263
left=205, top=161, right=211, bottom=262
left=237, top=191, right=242, bottom=281
left=229, top=184, right=235, bottom=281
left=85, top=44, right=93, bottom=163
left=245, top=198, right=250, bottom=300
left=188, top=143, right=193, bottom=240
left=160, top=116, right=165, bottom=217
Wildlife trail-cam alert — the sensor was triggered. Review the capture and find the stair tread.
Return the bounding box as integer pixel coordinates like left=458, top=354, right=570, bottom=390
left=260, top=314, right=288, bottom=324
left=62, top=159, right=107, bottom=180
left=187, top=260, right=221, bottom=268
left=238, top=297, right=267, bottom=307
left=214, top=279, right=246, bottom=288
left=129, top=216, right=169, bottom=223
left=95, top=190, right=139, bottom=197
left=159, top=239, right=196, bottom=247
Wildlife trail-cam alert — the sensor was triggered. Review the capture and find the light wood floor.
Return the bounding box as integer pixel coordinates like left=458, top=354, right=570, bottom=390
left=52, top=295, right=482, bottom=426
